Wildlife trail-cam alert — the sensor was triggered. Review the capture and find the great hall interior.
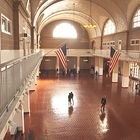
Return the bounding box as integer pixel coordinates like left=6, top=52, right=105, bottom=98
left=1, top=0, right=140, bottom=140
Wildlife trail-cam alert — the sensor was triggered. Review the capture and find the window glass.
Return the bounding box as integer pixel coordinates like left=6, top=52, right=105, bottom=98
left=2, top=17, right=7, bottom=31
left=133, top=8, right=140, bottom=28
left=53, top=23, right=77, bottom=39
left=1, top=14, right=11, bottom=34
left=129, top=63, right=140, bottom=79
left=103, top=19, right=116, bottom=35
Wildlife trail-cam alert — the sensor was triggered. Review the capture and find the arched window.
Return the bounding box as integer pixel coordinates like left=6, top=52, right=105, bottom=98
left=133, top=8, right=140, bottom=28
left=103, top=19, right=116, bottom=35
left=53, top=23, right=77, bottom=39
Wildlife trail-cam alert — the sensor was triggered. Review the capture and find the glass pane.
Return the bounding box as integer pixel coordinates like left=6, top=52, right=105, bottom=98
left=53, top=23, right=77, bottom=38
left=133, top=9, right=140, bottom=28
left=133, top=17, right=137, bottom=22
left=103, top=19, right=116, bottom=35
left=138, top=15, right=140, bottom=20
left=137, top=22, right=140, bottom=26
left=138, top=9, right=140, bottom=14
left=8, top=21, right=11, bottom=32
left=2, top=17, right=7, bottom=31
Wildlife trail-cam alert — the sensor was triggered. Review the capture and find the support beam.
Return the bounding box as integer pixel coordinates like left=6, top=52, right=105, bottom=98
left=23, top=90, right=30, bottom=113
left=98, top=57, right=103, bottom=76
left=112, top=62, right=119, bottom=82
left=95, top=57, right=99, bottom=73
left=122, top=61, right=129, bottom=87
left=76, top=56, right=80, bottom=73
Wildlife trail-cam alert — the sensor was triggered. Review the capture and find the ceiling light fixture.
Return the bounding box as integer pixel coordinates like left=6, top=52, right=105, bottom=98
left=84, top=0, right=96, bottom=29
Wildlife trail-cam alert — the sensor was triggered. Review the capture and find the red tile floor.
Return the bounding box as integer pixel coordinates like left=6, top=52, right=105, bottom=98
left=4, top=72, right=140, bottom=140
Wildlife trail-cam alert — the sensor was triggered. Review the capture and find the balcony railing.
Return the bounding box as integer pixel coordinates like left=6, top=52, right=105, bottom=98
left=121, top=50, right=140, bottom=61
left=43, top=48, right=93, bottom=56
left=0, top=50, right=43, bottom=117
left=43, top=48, right=140, bottom=62
left=0, top=49, right=40, bottom=64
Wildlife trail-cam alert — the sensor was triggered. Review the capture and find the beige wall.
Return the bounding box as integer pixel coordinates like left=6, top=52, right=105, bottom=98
left=128, top=27, right=140, bottom=50
left=40, top=56, right=56, bottom=70
left=34, top=29, right=38, bottom=49
left=93, top=28, right=140, bottom=51
left=40, top=20, right=90, bottom=49
left=40, top=56, right=93, bottom=71
left=102, top=31, right=127, bottom=50
left=67, top=57, right=77, bottom=69
left=0, top=0, right=31, bottom=50
left=80, top=57, right=91, bottom=70
left=91, top=37, right=101, bottom=49
left=0, top=0, right=14, bottom=50
left=19, top=11, right=31, bottom=50
left=93, top=31, right=127, bottom=50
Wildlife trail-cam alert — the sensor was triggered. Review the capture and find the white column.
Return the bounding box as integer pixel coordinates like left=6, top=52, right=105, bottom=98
left=17, top=104, right=25, bottom=133
left=98, top=57, right=103, bottom=76
left=95, top=57, right=99, bottom=73
left=9, top=120, right=17, bottom=135
left=29, top=77, right=36, bottom=90
left=35, top=75, right=38, bottom=85
left=122, top=61, right=129, bottom=87
left=23, top=90, right=30, bottom=113
left=90, top=57, right=94, bottom=66
left=36, top=68, right=40, bottom=77
left=10, top=104, right=25, bottom=135
left=112, top=62, right=119, bottom=82
left=56, top=57, right=59, bottom=72
left=76, top=56, right=80, bottom=73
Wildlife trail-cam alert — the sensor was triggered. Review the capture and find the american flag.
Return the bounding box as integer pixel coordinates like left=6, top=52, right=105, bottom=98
left=55, top=43, right=67, bottom=74
left=109, top=47, right=121, bottom=75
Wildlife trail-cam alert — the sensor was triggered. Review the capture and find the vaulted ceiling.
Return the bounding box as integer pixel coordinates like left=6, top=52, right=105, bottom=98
left=30, top=0, right=140, bottom=37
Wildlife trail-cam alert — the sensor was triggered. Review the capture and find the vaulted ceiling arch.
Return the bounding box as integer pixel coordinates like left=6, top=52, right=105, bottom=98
left=38, top=10, right=101, bottom=38
left=33, top=0, right=129, bottom=38
left=127, top=0, right=140, bottom=28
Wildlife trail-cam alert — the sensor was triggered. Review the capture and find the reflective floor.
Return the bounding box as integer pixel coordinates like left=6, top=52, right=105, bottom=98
left=4, top=72, right=140, bottom=140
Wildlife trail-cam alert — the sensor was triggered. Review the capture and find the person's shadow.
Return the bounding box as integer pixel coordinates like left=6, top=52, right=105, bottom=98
left=68, top=106, right=73, bottom=117
left=100, top=112, right=106, bottom=122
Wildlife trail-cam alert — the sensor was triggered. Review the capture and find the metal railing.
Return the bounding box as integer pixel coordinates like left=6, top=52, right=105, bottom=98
left=0, top=49, right=40, bottom=64
left=94, top=49, right=140, bottom=62
left=121, top=50, right=140, bottom=61
left=0, top=51, right=43, bottom=117
left=43, top=48, right=140, bottom=62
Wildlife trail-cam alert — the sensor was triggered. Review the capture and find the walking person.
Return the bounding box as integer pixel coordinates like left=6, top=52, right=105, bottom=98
left=68, top=92, right=74, bottom=106
left=68, top=93, right=71, bottom=105
left=70, top=92, right=74, bottom=105
left=56, top=68, right=59, bottom=77
left=101, top=96, right=107, bottom=112
left=135, top=83, right=139, bottom=94
left=95, top=71, right=98, bottom=79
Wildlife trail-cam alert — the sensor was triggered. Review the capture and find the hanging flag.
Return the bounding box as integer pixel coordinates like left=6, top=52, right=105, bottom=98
left=109, top=47, right=121, bottom=75
left=55, top=43, right=67, bottom=74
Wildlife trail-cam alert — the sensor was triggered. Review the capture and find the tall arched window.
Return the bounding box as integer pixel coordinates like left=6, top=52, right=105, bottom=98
left=133, top=8, right=140, bottom=28
left=103, top=19, right=116, bottom=35
left=53, top=23, right=77, bottom=39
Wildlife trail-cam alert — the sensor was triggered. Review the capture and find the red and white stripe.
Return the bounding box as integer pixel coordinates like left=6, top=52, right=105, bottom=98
left=109, top=51, right=121, bottom=75
left=56, top=48, right=67, bottom=73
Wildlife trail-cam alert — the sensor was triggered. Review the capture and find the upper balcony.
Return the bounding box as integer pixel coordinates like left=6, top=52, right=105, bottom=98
left=43, top=48, right=140, bottom=62
left=0, top=49, right=41, bottom=64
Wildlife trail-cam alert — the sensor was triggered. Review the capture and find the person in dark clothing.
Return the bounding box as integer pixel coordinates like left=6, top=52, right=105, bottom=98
left=135, top=83, right=139, bottom=93
left=68, top=92, right=74, bottom=105
left=95, top=71, right=98, bottom=79
left=70, top=92, right=74, bottom=105
left=101, top=96, right=107, bottom=112
left=68, top=93, right=71, bottom=105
